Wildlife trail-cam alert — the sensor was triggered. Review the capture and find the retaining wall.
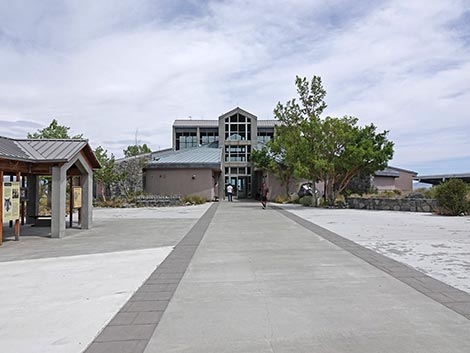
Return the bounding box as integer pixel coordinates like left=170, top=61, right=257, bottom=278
left=347, top=197, right=436, bottom=212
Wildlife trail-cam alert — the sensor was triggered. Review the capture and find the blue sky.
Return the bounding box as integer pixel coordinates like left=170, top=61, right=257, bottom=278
left=1, top=0, right=469, bottom=175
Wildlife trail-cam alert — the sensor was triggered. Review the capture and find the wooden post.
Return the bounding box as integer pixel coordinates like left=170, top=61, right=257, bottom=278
left=0, top=170, right=3, bottom=246
left=78, top=176, right=82, bottom=226
left=21, top=175, right=26, bottom=225
left=15, top=171, right=20, bottom=241
left=69, top=176, right=73, bottom=228
left=9, top=175, right=13, bottom=228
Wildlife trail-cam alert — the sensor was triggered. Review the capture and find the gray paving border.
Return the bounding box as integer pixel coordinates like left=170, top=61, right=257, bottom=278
left=83, top=203, right=219, bottom=353
left=276, top=206, right=470, bottom=320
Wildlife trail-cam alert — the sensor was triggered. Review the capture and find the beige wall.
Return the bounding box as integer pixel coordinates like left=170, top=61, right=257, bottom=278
left=373, top=171, right=416, bottom=192
left=395, top=170, right=415, bottom=192
left=145, top=168, right=218, bottom=200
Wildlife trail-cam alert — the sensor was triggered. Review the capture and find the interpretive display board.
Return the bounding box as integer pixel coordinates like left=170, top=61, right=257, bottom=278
left=73, top=187, right=82, bottom=209
left=3, top=182, right=20, bottom=222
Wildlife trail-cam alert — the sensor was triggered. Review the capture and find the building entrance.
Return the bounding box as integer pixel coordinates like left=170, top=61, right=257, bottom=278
left=226, top=175, right=251, bottom=199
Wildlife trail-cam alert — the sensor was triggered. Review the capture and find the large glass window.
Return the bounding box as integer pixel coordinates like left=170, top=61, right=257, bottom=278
left=200, top=129, right=218, bottom=145
left=257, top=129, right=274, bottom=143
left=176, top=129, right=197, bottom=150
left=224, top=145, right=251, bottom=162
left=224, top=113, right=251, bottom=141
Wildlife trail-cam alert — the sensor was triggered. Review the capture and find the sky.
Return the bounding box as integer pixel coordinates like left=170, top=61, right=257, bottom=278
left=0, top=0, right=469, bottom=175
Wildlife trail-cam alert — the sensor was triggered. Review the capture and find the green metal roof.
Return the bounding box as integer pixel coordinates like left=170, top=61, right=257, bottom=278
left=145, top=146, right=222, bottom=169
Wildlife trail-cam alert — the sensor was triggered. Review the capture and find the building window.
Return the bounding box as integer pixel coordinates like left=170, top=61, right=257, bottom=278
left=200, top=129, right=218, bottom=145
left=224, top=145, right=251, bottom=162
left=224, top=113, right=251, bottom=141
left=176, top=129, right=197, bottom=150
left=257, top=130, right=274, bottom=143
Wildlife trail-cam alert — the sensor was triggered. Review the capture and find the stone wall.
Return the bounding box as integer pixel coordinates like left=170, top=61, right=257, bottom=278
left=347, top=197, right=436, bottom=212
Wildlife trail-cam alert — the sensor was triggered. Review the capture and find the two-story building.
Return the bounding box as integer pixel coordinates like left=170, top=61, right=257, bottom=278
left=144, top=107, right=276, bottom=200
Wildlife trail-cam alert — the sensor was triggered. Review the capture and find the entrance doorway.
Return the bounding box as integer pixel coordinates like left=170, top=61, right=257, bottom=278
left=226, top=176, right=251, bottom=199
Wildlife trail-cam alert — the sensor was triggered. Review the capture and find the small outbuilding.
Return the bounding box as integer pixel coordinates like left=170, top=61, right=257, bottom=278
left=0, top=136, right=100, bottom=244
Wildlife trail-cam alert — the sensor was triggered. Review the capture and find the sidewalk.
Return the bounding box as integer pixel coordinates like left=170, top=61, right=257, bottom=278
left=140, top=202, right=470, bottom=353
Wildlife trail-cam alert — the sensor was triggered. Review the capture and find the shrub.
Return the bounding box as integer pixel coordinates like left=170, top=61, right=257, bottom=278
left=182, top=195, right=206, bottom=205
left=434, top=179, right=469, bottom=216
left=299, top=195, right=314, bottom=207
left=273, top=195, right=289, bottom=204
left=379, top=190, right=401, bottom=198
left=424, top=187, right=437, bottom=199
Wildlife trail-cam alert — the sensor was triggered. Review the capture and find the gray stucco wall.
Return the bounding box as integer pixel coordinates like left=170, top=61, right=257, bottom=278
left=145, top=168, right=217, bottom=200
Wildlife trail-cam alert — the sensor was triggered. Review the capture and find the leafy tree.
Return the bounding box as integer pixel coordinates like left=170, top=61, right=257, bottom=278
left=298, top=116, right=393, bottom=205
left=267, top=75, right=394, bottom=206
left=93, top=146, right=121, bottom=201
left=27, top=119, right=83, bottom=139
left=123, top=144, right=152, bottom=157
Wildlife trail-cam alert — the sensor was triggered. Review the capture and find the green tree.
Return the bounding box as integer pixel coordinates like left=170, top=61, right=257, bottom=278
left=93, top=146, right=121, bottom=201
left=123, top=144, right=152, bottom=157
left=27, top=119, right=83, bottom=139
left=299, top=116, right=393, bottom=205
left=271, top=75, right=394, bottom=206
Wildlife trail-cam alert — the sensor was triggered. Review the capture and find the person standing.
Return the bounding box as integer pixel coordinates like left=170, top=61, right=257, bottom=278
left=261, top=182, right=269, bottom=209
left=226, top=184, right=233, bottom=202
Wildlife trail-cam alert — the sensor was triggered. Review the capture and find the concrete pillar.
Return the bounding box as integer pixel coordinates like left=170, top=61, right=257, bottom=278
left=51, top=166, right=66, bottom=238
left=81, top=172, right=93, bottom=229
left=26, top=175, right=39, bottom=224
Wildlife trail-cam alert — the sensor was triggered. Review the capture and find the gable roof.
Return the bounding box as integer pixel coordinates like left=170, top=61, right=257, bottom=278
left=218, top=107, right=258, bottom=121
left=374, top=166, right=418, bottom=178
left=0, top=136, right=100, bottom=168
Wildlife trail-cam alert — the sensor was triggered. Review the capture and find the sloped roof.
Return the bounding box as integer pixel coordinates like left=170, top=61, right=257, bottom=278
left=173, top=120, right=218, bottom=128
left=374, top=167, right=400, bottom=178
left=374, top=166, right=418, bottom=178
left=414, top=173, right=470, bottom=185
left=145, top=146, right=222, bottom=169
left=257, top=120, right=278, bottom=127
left=218, top=107, right=257, bottom=121
left=0, top=136, right=100, bottom=168
left=173, top=119, right=277, bottom=128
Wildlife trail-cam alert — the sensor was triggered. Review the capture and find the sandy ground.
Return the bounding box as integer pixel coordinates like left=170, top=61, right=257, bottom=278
left=280, top=205, right=470, bottom=293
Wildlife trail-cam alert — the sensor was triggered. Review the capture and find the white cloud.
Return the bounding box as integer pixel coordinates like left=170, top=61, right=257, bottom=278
left=1, top=0, right=469, bottom=173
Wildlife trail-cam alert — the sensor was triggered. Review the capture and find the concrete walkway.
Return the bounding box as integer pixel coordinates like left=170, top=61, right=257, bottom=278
left=141, top=202, right=470, bottom=353
left=80, top=202, right=470, bottom=353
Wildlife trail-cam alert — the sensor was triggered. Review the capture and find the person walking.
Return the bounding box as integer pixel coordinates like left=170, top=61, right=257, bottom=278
left=226, top=184, right=233, bottom=202
left=261, top=182, right=269, bottom=209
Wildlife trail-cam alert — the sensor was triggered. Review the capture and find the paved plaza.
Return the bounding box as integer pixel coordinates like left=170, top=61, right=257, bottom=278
left=1, top=202, right=470, bottom=353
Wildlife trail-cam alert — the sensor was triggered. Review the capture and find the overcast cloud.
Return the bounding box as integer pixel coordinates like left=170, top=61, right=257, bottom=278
left=1, top=0, right=469, bottom=174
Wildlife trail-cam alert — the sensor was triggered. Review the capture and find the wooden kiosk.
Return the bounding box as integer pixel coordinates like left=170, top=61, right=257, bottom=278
left=0, top=137, right=100, bottom=244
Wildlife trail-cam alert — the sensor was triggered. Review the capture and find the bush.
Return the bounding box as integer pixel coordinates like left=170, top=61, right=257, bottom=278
left=424, top=187, right=437, bottom=199
left=299, top=195, right=314, bottom=207
left=273, top=195, right=289, bottom=204
left=434, top=179, right=469, bottom=216
left=182, top=195, right=206, bottom=205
